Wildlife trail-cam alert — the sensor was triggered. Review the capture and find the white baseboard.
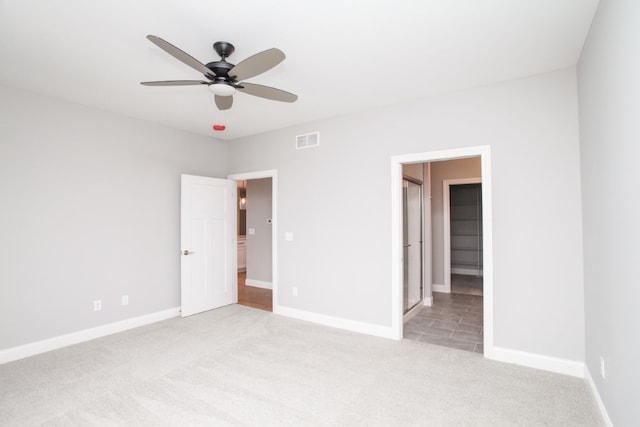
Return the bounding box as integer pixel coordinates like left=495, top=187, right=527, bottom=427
left=486, top=346, right=585, bottom=378
left=423, top=296, right=433, bottom=306
left=585, top=366, right=614, bottom=427
left=0, top=307, right=180, bottom=365
left=245, top=279, right=272, bottom=290
left=274, top=305, right=395, bottom=340
left=432, top=283, right=446, bottom=293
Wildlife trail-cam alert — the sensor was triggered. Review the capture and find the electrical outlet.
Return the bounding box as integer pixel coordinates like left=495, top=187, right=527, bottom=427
left=93, top=300, right=102, bottom=311
left=121, top=295, right=129, bottom=306
left=292, top=287, right=298, bottom=297
left=600, top=357, right=606, bottom=380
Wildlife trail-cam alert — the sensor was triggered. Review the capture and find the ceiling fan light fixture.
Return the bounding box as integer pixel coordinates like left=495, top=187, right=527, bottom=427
left=208, top=82, right=236, bottom=97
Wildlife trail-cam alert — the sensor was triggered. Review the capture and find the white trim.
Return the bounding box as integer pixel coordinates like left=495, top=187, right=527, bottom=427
left=487, top=346, right=585, bottom=378
left=423, top=162, right=433, bottom=306
left=391, top=146, right=494, bottom=357
left=423, top=296, right=433, bottom=307
left=227, top=170, right=278, bottom=312
left=443, top=177, right=482, bottom=294
left=0, top=307, right=180, bottom=365
left=585, top=366, right=614, bottom=427
left=245, top=279, right=272, bottom=290
left=275, top=305, right=396, bottom=340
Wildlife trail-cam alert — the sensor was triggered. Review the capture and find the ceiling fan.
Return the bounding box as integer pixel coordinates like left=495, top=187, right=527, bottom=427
left=141, top=35, right=298, bottom=110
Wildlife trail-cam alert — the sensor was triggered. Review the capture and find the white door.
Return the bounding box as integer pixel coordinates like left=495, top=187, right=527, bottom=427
left=181, top=174, right=237, bottom=317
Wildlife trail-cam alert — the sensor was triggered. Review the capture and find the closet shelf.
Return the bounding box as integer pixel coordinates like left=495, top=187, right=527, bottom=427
left=451, top=261, right=484, bottom=267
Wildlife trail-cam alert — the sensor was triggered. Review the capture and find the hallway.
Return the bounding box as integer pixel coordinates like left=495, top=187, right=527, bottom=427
left=237, top=272, right=272, bottom=312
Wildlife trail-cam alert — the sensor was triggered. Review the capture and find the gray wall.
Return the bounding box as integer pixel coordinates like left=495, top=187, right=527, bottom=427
left=577, top=0, right=640, bottom=424
left=0, top=85, right=229, bottom=350
left=430, top=157, right=481, bottom=285
left=1, top=67, right=588, bottom=369
left=246, top=178, right=273, bottom=284
left=229, top=68, right=585, bottom=361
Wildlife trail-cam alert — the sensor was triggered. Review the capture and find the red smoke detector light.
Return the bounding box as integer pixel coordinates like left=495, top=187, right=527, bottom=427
left=213, top=125, right=226, bottom=131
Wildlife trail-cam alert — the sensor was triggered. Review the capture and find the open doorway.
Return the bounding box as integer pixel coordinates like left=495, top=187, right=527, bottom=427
left=228, top=170, right=278, bottom=313
left=403, top=159, right=483, bottom=353
left=391, top=146, right=494, bottom=357
left=446, top=181, right=483, bottom=296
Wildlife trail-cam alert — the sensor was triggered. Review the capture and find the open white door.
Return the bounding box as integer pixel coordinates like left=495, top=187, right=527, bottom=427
left=181, top=174, right=237, bottom=317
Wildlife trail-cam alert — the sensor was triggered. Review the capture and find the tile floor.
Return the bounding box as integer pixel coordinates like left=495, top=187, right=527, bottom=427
left=450, top=273, right=483, bottom=296
left=404, top=281, right=484, bottom=353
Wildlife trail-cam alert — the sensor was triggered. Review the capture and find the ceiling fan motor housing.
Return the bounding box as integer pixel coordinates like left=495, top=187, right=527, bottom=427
left=205, top=60, right=235, bottom=81
left=213, top=41, right=234, bottom=58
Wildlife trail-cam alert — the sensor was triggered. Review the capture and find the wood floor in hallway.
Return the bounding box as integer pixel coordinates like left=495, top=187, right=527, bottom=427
left=237, top=272, right=272, bottom=312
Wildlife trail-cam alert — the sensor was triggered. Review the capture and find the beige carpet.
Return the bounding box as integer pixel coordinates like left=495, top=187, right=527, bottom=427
left=0, top=305, right=602, bottom=426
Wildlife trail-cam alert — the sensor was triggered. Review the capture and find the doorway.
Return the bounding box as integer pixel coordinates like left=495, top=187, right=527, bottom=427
left=390, top=146, right=494, bottom=358
left=447, top=182, right=483, bottom=296
left=444, top=179, right=483, bottom=295
left=228, top=170, right=278, bottom=313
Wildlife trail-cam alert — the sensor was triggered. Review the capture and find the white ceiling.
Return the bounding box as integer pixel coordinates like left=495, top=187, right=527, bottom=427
left=0, top=0, right=599, bottom=140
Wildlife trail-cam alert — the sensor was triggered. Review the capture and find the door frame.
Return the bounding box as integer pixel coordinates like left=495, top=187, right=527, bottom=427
left=390, top=145, right=494, bottom=358
left=227, top=169, right=278, bottom=311
left=443, top=177, right=482, bottom=294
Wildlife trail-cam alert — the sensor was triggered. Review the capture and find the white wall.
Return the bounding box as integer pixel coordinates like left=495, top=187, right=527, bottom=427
left=429, top=157, right=481, bottom=285
left=577, top=0, right=640, bottom=424
left=0, top=85, right=229, bottom=350
left=246, top=178, right=273, bottom=286
left=228, top=68, right=585, bottom=362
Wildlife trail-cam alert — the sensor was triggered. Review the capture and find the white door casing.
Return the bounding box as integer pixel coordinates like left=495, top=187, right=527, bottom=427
left=227, top=170, right=278, bottom=312
left=181, top=174, right=237, bottom=317
left=390, top=145, right=494, bottom=359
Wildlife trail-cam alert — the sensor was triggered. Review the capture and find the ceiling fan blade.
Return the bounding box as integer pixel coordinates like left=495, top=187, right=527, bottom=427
left=230, top=48, right=285, bottom=81
left=146, top=35, right=213, bottom=77
left=141, top=80, right=208, bottom=86
left=237, top=82, right=298, bottom=103
left=215, top=95, right=233, bottom=110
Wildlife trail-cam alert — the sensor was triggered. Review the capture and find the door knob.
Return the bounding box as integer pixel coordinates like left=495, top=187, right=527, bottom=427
left=183, top=250, right=194, bottom=256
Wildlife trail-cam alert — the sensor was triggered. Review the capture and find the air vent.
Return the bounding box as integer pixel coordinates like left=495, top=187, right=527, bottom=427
left=296, top=132, right=320, bottom=150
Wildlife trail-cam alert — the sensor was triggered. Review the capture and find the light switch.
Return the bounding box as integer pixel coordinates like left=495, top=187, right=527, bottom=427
left=248, top=228, right=256, bottom=235
left=285, top=232, right=293, bottom=241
